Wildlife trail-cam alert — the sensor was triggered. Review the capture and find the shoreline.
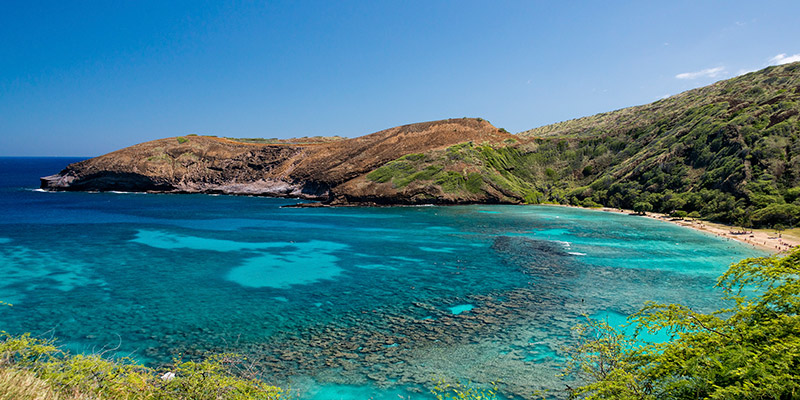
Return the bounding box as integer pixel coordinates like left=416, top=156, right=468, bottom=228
left=538, top=203, right=797, bottom=253
left=585, top=205, right=795, bottom=253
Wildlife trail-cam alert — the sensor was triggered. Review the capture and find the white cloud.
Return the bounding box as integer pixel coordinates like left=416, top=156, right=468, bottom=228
left=675, top=66, right=726, bottom=80
left=769, top=53, right=800, bottom=65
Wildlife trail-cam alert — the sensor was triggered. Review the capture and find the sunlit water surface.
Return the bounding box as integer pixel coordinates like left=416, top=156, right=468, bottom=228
left=0, top=158, right=765, bottom=399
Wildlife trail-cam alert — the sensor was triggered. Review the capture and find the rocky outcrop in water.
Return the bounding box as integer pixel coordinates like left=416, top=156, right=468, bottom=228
left=41, top=118, right=516, bottom=204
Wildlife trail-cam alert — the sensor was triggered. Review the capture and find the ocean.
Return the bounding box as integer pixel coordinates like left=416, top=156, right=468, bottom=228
left=0, top=157, right=765, bottom=399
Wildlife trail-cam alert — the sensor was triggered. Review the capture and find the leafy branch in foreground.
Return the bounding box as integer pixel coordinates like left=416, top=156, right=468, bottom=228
left=565, top=248, right=800, bottom=399
left=563, top=318, right=650, bottom=399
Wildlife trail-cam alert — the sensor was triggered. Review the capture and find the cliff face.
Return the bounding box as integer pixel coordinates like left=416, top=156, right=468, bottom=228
left=41, top=118, right=516, bottom=203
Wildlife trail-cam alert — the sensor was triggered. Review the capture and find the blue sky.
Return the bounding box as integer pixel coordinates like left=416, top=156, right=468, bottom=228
left=2, top=1, right=799, bottom=156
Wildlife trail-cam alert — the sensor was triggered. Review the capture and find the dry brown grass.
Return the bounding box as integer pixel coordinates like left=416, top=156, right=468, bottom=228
left=0, top=367, right=93, bottom=400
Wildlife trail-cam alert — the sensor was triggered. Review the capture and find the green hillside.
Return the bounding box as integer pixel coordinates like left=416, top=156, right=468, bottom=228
left=367, top=62, right=800, bottom=227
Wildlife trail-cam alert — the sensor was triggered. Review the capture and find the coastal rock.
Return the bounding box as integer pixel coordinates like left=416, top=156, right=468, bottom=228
left=40, top=118, right=516, bottom=205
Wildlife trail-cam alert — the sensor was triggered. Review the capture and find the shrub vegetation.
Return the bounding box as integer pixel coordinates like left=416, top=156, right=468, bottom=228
left=565, top=248, right=800, bottom=399
left=366, top=62, right=800, bottom=227
left=0, top=333, right=282, bottom=400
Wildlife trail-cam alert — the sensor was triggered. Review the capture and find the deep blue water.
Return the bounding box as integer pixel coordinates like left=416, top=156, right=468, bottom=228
left=0, top=157, right=765, bottom=399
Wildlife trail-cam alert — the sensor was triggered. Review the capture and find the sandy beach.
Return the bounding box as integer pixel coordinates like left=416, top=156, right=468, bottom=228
left=598, top=207, right=798, bottom=254
left=538, top=203, right=797, bottom=254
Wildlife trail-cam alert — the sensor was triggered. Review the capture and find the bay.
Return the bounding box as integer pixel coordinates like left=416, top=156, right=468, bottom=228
left=0, top=157, right=765, bottom=399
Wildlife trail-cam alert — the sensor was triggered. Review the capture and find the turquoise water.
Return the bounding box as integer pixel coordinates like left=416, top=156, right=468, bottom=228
left=0, top=158, right=766, bottom=399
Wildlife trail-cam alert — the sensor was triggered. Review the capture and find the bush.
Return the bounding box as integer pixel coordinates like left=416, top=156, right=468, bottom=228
left=566, top=248, right=800, bottom=399
left=632, top=202, right=652, bottom=215
left=431, top=379, right=498, bottom=400
left=582, top=199, right=603, bottom=208
left=0, top=333, right=283, bottom=400
left=670, top=210, right=688, bottom=219
left=751, top=203, right=800, bottom=227
left=176, top=137, right=189, bottom=144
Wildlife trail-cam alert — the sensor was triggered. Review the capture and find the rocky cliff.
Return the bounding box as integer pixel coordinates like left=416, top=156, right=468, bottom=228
left=41, top=118, right=516, bottom=204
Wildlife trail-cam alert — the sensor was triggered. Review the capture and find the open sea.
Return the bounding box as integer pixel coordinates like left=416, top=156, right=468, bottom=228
left=0, top=157, right=765, bottom=399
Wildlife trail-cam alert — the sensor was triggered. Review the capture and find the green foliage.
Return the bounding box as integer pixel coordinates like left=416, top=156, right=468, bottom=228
left=359, top=63, right=800, bottom=220
left=436, top=171, right=469, bottom=193
left=513, top=62, right=800, bottom=227
left=564, top=319, right=647, bottom=399
left=465, top=173, right=484, bottom=193
left=156, top=355, right=282, bottom=400
left=751, top=203, right=800, bottom=227
left=632, top=202, right=652, bottom=215
left=0, top=333, right=282, bottom=400
left=365, top=160, right=416, bottom=184
left=367, top=142, right=546, bottom=199
left=582, top=199, right=602, bottom=208
left=431, top=379, right=498, bottom=400
left=176, top=137, right=189, bottom=144
left=0, top=333, right=59, bottom=367
left=566, top=248, right=800, bottom=399
left=524, top=190, right=545, bottom=204
left=669, top=210, right=688, bottom=219
left=785, top=187, right=800, bottom=203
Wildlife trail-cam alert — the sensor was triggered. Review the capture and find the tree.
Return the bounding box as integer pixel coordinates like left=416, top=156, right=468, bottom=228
left=751, top=204, right=800, bottom=227
left=669, top=210, right=687, bottom=219
left=566, top=248, right=800, bottom=399
left=632, top=202, right=652, bottom=215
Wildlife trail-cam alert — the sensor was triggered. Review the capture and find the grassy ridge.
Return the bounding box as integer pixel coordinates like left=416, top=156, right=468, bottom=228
left=366, top=143, right=548, bottom=203
left=366, top=62, right=800, bottom=226
left=529, top=62, right=800, bottom=226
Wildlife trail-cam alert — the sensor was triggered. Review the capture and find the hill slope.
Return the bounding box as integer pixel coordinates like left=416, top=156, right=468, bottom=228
left=353, top=62, right=800, bottom=226
left=516, top=62, right=800, bottom=226
left=41, top=118, right=515, bottom=202
left=41, top=62, right=800, bottom=226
